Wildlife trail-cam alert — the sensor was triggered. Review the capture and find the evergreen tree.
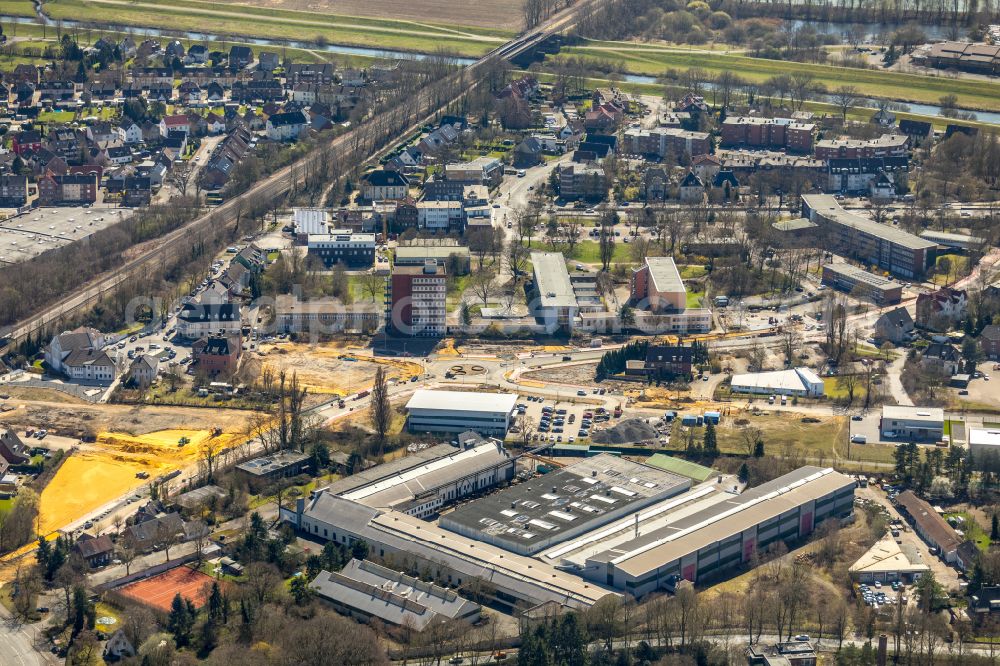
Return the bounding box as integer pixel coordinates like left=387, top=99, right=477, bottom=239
left=290, top=575, right=313, bottom=605
left=753, top=440, right=765, bottom=458
left=207, top=582, right=224, bottom=626
left=167, top=593, right=195, bottom=647
left=703, top=421, right=718, bottom=456
left=36, top=536, right=51, bottom=569
left=992, top=513, right=999, bottom=542
left=738, top=462, right=749, bottom=483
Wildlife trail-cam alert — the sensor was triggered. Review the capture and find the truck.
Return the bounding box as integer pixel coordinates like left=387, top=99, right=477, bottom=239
left=355, top=390, right=370, bottom=400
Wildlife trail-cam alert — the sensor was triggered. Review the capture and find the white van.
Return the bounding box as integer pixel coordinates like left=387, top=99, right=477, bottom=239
left=851, top=434, right=867, bottom=444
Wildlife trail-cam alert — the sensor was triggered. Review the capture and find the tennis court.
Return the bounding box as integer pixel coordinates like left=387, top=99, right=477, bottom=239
left=117, top=566, right=215, bottom=612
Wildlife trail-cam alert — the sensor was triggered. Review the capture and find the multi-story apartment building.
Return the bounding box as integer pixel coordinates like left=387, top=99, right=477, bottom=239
left=802, top=194, right=935, bottom=279
left=386, top=262, right=447, bottom=336
left=719, top=116, right=815, bottom=152
left=306, top=231, right=376, bottom=268
left=814, top=133, right=909, bottom=160
left=622, top=127, right=711, bottom=159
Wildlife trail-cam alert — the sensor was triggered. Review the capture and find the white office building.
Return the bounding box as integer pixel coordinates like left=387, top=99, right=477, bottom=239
left=405, top=390, right=518, bottom=437
left=730, top=367, right=824, bottom=398
left=969, top=428, right=1000, bottom=463
left=880, top=406, right=944, bottom=442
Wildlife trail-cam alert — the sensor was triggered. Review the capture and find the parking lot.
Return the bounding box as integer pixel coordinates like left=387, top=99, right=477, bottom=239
left=0, top=205, right=133, bottom=264
left=514, top=394, right=611, bottom=445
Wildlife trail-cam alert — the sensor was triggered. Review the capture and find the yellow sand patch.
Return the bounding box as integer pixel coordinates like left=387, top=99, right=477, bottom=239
left=542, top=345, right=571, bottom=352
left=437, top=338, right=460, bottom=356
left=37, top=429, right=240, bottom=534
left=38, top=454, right=151, bottom=534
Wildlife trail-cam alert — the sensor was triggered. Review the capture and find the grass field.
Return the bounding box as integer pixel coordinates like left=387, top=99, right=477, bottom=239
left=0, top=0, right=36, bottom=16
left=2, top=21, right=347, bottom=66
left=703, top=412, right=896, bottom=466
left=41, top=0, right=507, bottom=57
left=564, top=41, right=1000, bottom=111
left=209, top=0, right=525, bottom=31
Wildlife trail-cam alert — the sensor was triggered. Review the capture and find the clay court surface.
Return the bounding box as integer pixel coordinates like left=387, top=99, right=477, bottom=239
left=215, top=0, right=525, bottom=29
left=118, top=566, right=216, bottom=612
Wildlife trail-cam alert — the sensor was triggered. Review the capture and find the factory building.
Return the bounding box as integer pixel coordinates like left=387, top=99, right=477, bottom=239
left=581, top=467, right=855, bottom=595
left=405, top=390, right=518, bottom=437
left=439, top=455, right=691, bottom=556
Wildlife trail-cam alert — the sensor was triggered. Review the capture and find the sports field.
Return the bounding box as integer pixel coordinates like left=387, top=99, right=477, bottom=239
left=118, top=566, right=216, bottom=612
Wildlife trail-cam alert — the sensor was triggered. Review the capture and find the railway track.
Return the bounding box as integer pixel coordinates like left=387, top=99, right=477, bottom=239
left=0, top=3, right=600, bottom=355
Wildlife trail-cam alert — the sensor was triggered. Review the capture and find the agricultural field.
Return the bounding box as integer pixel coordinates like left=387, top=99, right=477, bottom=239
left=212, top=0, right=526, bottom=30
left=0, top=0, right=36, bottom=16
left=558, top=41, right=1000, bottom=111
left=40, top=0, right=511, bottom=57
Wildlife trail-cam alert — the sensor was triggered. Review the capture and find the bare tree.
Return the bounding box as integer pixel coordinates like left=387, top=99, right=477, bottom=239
left=469, top=267, right=497, bottom=309
left=833, top=85, right=860, bottom=121
left=359, top=271, right=384, bottom=302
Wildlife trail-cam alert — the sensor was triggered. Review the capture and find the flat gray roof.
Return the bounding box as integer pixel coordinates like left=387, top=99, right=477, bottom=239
left=590, top=467, right=854, bottom=576
left=823, top=262, right=898, bottom=288
left=532, top=251, right=577, bottom=309
left=339, top=440, right=511, bottom=510
left=395, top=245, right=471, bottom=261
left=310, top=558, right=480, bottom=630
left=301, top=492, right=617, bottom=608
left=881, top=405, right=944, bottom=422
left=440, top=454, right=690, bottom=554
left=406, top=390, right=518, bottom=414
left=804, top=194, right=935, bottom=251
left=645, top=256, right=685, bottom=295
left=235, top=450, right=308, bottom=476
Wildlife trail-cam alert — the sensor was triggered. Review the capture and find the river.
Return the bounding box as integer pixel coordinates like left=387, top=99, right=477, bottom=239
left=622, top=74, right=1000, bottom=125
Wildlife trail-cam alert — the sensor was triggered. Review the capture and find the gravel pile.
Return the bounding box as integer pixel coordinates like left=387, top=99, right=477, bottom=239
left=591, top=418, right=658, bottom=445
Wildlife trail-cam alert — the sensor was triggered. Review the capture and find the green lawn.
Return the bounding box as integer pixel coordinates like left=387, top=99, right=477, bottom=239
left=562, top=41, right=1000, bottom=111
left=37, top=110, right=75, bottom=123
left=529, top=71, right=993, bottom=135
left=680, top=265, right=708, bottom=279
left=536, top=239, right=632, bottom=265
left=43, top=0, right=505, bottom=57
left=348, top=274, right=385, bottom=304
left=944, top=511, right=990, bottom=551
left=686, top=288, right=704, bottom=308
left=0, top=0, right=36, bottom=16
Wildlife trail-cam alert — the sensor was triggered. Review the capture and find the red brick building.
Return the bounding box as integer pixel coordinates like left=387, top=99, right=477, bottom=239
left=720, top=117, right=815, bottom=153
left=192, top=335, right=242, bottom=377
left=980, top=325, right=1000, bottom=360
left=37, top=173, right=98, bottom=205
left=386, top=262, right=447, bottom=336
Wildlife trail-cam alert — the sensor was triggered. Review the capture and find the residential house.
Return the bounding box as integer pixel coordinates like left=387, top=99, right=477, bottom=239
left=62, top=348, right=119, bottom=384
left=643, top=166, right=669, bottom=201
left=899, top=119, right=933, bottom=141
left=265, top=110, right=308, bottom=141
left=969, top=586, right=1000, bottom=623
left=678, top=171, right=705, bottom=203
left=129, top=354, right=159, bottom=388
left=916, top=287, right=967, bottom=331
left=71, top=533, right=115, bottom=568
left=117, top=122, right=144, bottom=144
left=0, top=174, right=29, bottom=207
left=513, top=137, right=544, bottom=168
left=643, top=345, right=694, bottom=379
left=228, top=45, right=254, bottom=69
left=363, top=170, right=409, bottom=201
left=981, top=325, right=1000, bottom=360
left=104, top=630, right=137, bottom=661
left=159, top=114, right=190, bottom=138
left=11, top=129, right=43, bottom=156
left=0, top=430, right=30, bottom=466
left=257, top=51, right=280, bottom=72
left=176, top=302, right=242, bottom=339
left=123, top=512, right=186, bottom=553
left=921, top=342, right=962, bottom=376
left=123, top=176, right=152, bottom=207
left=46, top=328, right=106, bottom=375
left=874, top=307, right=915, bottom=345
left=192, top=335, right=242, bottom=376
left=38, top=173, right=99, bottom=204
left=186, top=44, right=208, bottom=63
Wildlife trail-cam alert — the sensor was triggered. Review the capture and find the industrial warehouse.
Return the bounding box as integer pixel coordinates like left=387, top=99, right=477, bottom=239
left=283, top=434, right=856, bottom=611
